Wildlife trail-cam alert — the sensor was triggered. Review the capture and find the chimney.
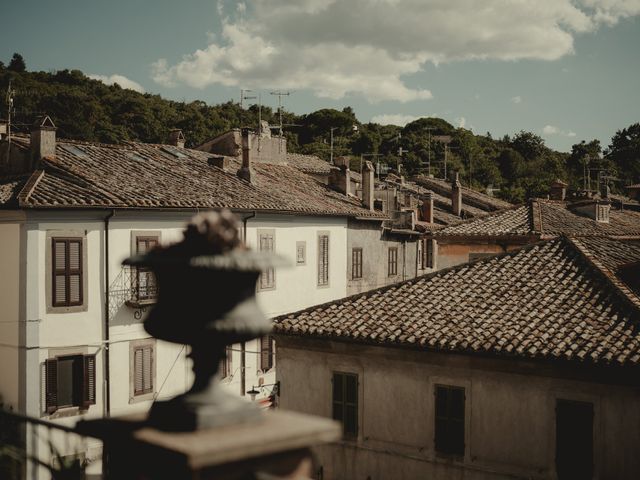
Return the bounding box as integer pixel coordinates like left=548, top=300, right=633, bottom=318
left=237, top=128, right=254, bottom=184
left=550, top=179, right=568, bottom=201
left=451, top=171, right=462, bottom=217
left=208, top=155, right=228, bottom=170
left=600, top=180, right=610, bottom=200
left=422, top=191, right=434, bottom=223
left=168, top=129, right=185, bottom=148
left=362, top=161, right=374, bottom=211
left=30, top=115, right=56, bottom=166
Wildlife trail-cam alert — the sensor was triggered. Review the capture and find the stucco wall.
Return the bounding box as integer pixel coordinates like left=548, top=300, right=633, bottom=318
left=347, top=219, right=426, bottom=296
left=0, top=220, right=22, bottom=409
left=276, top=337, right=640, bottom=480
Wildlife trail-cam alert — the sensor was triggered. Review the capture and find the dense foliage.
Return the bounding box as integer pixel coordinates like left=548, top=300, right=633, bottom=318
left=1, top=54, right=638, bottom=203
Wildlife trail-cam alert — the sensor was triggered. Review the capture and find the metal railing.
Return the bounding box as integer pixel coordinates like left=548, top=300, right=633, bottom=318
left=0, top=407, right=101, bottom=480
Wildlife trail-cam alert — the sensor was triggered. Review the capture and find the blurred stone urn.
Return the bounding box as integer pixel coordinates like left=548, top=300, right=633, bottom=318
left=124, top=210, right=286, bottom=431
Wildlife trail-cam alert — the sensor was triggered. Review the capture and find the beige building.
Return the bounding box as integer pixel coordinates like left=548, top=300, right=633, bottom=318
left=274, top=236, right=640, bottom=480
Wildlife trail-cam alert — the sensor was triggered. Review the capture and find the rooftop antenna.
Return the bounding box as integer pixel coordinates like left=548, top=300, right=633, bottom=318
left=5, top=80, right=16, bottom=155
left=270, top=90, right=291, bottom=138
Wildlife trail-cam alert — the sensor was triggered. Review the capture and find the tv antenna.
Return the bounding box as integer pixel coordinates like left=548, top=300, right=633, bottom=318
left=270, top=90, right=291, bottom=138
left=5, top=80, right=16, bottom=152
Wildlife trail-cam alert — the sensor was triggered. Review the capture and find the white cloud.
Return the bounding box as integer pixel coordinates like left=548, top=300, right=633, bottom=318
left=511, top=96, right=522, bottom=104
left=455, top=116, right=466, bottom=128
left=89, top=74, right=145, bottom=93
left=371, top=114, right=429, bottom=126
left=153, top=0, right=640, bottom=102
left=543, top=124, right=577, bottom=137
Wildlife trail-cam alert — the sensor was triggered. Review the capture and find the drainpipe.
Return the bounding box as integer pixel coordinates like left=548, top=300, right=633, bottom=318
left=240, top=211, right=255, bottom=397
left=104, top=210, right=115, bottom=417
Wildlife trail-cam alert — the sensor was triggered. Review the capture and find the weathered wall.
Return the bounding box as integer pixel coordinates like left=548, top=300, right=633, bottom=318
left=0, top=218, right=22, bottom=409
left=437, top=241, right=523, bottom=270
left=347, top=219, right=426, bottom=295
left=196, top=130, right=287, bottom=164
left=277, top=337, right=640, bottom=480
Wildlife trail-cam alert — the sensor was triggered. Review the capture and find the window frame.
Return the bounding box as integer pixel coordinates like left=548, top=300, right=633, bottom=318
left=46, top=231, right=88, bottom=314
left=259, top=336, right=275, bottom=372
left=351, top=247, right=363, bottom=280
left=129, top=231, right=161, bottom=306
left=221, top=346, right=234, bottom=379
left=317, top=231, right=330, bottom=287
left=422, top=238, right=435, bottom=270
left=129, top=338, right=156, bottom=403
left=257, top=229, right=276, bottom=291
left=388, top=246, right=398, bottom=277
left=332, top=371, right=359, bottom=440
left=434, top=384, right=466, bottom=457
left=44, top=350, right=96, bottom=416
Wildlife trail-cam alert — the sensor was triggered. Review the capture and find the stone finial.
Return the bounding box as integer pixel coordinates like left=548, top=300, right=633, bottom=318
left=168, top=129, right=185, bottom=148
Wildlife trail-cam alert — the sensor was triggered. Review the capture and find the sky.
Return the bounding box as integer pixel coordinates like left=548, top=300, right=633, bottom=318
left=1, top=0, right=639, bottom=152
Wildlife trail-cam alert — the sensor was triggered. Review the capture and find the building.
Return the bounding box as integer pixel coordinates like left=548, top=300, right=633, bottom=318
left=430, top=186, right=640, bottom=269
left=274, top=236, right=640, bottom=479
left=0, top=118, right=386, bottom=475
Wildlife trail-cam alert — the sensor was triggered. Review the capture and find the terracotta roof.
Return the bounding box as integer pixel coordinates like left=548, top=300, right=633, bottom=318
left=0, top=175, right=29, bottom=208
left=274, top=237, right=640, bottom=367
left=413, top=175, right=513, bottom=211
left=0, top=136, right=385, bottom=218
left=286, top=153, right=331, bottom=175
left=434, top=199, right=640, bottom=237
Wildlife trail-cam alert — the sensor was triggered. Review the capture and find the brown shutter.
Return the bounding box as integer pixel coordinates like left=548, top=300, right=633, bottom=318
left=143, top=346, right=153, bottom=392
left=260, top=336, right=270, bottom=371
left=82, top=355, right=96, bottom=408
left=45, top=359, right=58, bottom=414
left=134, top=348, right=143, bottom=394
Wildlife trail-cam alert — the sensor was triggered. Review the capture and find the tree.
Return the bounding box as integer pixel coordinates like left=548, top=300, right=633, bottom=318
left=567, top=140, right=602, bottom=189
left=607, top=123, right=640, bottom=184
left=8, top=53, right=26, bottom=73
left=510, top=131, right=545, bottom=160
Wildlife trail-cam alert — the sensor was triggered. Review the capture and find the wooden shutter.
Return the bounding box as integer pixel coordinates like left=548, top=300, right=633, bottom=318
left=134, top=346, right=154, bottom=395
left=426, top=239, right=434, bottom=269
left=388, top=247, right=398, bottom=276
left=435, top=385, right=465, bottom=455
left=45, top=359, right=58, bottom=414
left=82, top=355, right=96, bottom=408
left=260, top=336, right=274, bottom=371
left=259, top=233, right=275, bottom=289
left=52, top=238, right=83, bottom=307
left=332, top=372, right=358, bottom=438
left=318, top=235, right=329, bottom=286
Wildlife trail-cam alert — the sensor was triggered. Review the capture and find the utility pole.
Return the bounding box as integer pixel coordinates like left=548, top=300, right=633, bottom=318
left=425, top=127, right=436, bottom=177
left=330, top=127, right=338, bottom=165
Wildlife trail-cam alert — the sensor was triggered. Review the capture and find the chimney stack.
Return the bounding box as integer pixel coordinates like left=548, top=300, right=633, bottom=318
left=237, top=128, right=254, bottom=184
left=600, top=180, right=610, bottom=200
left=30, top=115, right=56, bottom=166
left=168, top=129, right=185, bottom=148
left=422, top=191, right=434, bottom=223
left=550, top=179, right=568, bottom=201
left=362, top=161, right=374, bottom=211
left=451, top=171, right=462, bottom=216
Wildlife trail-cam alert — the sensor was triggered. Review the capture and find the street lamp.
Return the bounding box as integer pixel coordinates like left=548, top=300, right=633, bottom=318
left=247, top=381, right=280, bottom=402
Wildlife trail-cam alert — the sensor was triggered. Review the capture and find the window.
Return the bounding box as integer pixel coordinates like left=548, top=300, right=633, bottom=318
left=556, top=400, right=594, bottom=480
left=134, top=236, right=159, bottom=301
left=318, top=233, right=330, bottom=286
left=351, top=248, right=363, bottom=279
left=258, top=231, right=275, bottom=290
left=435, top=385, right=465, bottom=456
left=296, top=241, right=306, bottom=266
left=133, top=344, right=154, bottom=396
left=332, top=372, right=358, bottom=439
left=221, top=346, right=233, bottom=378
left=45, top=354, right=96, bottom=414
left=388, top=247, right=398, bottom=276
left=52, top=238, right=83, bottom=307
left=259, top=336, right=275, bottom=372
left=422, top=239, right=435, bottom=269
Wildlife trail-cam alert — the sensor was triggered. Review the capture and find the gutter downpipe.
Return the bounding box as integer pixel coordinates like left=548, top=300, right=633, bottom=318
left=104, top=209, right=115, bottom=417
left=240, top=211, right=256, bottom=397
